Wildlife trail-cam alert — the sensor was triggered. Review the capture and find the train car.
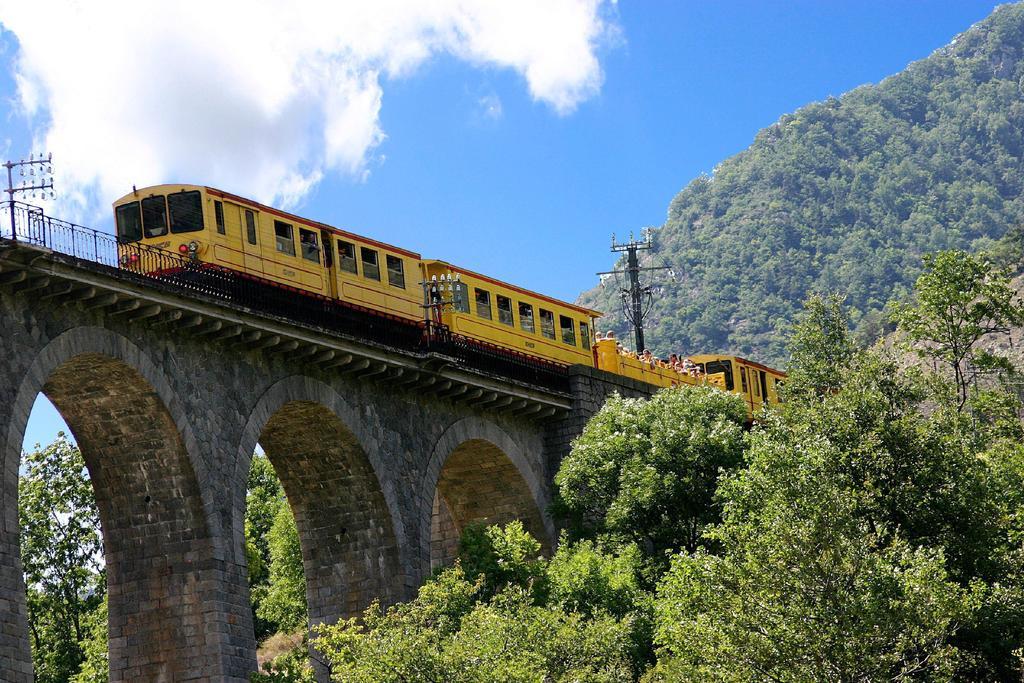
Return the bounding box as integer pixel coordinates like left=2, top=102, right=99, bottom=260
left=689, top=354, right=785, bottom=415
left=592, top=338, right=723, bottom=390
left=112, top=184, right=423, bottom=321
left=422, top=260, right=600, bottom=367
left=592, top=339, right=785, bottom=416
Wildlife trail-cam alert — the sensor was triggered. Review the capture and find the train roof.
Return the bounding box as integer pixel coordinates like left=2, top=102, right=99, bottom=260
left=424, top=259, right=603, bottom=318
left=114, top=184, right=603, bottom=319
left=205, top=186, right=423, bottom=259
left=689, top=353, right=787, bottom=377
left=113, top=184, right=421, bottom=259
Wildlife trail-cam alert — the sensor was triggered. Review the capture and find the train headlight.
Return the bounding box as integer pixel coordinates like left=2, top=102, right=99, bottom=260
left=178, top=241, right=200, bottom=260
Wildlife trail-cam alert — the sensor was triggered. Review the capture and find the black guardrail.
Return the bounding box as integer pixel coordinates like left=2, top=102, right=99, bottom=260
left=0, top=201, right=570, bottom=393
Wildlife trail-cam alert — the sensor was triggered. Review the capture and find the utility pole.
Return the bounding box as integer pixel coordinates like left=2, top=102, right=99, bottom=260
left=597, top=229, right=674, bottom=352
left=3, top=152, right=55, bottom=241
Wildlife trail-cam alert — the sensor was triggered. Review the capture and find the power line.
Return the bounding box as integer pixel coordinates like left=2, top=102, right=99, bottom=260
left=596, top=228, right=674, bottom=352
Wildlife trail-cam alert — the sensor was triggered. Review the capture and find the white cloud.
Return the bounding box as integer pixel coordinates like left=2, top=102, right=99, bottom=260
left=0, top=1, right=615, bottom=220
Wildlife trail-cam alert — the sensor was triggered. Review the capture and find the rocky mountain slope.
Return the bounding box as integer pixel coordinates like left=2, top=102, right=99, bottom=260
left=580, top=2, right=1024, bottom=366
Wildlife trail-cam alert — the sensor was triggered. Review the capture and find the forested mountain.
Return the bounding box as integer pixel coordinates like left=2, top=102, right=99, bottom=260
left=580, top=2, right=1024, bottom=365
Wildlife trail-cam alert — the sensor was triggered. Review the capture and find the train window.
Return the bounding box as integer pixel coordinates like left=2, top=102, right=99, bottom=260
left=753, top=373, right=761, bottom=397
left=141, top=195, right=168, bottom=238
left=245, top=210, right=258, bottom=245
left=559, top=315, right=577, bottom=346
left=361, top=247, right=380, bottom=280
left=519, top=302, right=535, bottom=333
left=386, top=255, right=405, bottom=288
left=360, top=248, right=380, bottom=280
left=168, top=191, right=203, bottom=233
left=740, top=367, right=748, bottom=393
left=214, top=201, right=225, bottom=235
left=115, top=202, right=143, bottom=243
left=338, top=241, right=357, bottom=273
left=453, top=281, right=469, bottom=312
left=299, top=229, right=320, bottom=263
left=274, top=221, right=296, bottom=256
left=580, top=321, right=591, bottom=350
left=539, top=309, right=555, bottom=339
left=496, top=295, right=513, bottom=326
left=475, top=288, right=492, bottom=319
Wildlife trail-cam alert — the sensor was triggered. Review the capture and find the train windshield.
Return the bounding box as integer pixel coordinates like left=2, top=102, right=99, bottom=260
left=115, top=202, right=143, bottom=243
left=142, top=196, right=168, bottom=238
left=703, top=359, right=734, bottom=390
left=168, top=190, right=204, bottom=233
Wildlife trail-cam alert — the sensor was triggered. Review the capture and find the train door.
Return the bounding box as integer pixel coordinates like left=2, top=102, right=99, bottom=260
left=209, top=199, right=235, bottom=266
left=759, top=371, right=769, bottom=409
left=739, top=366, right=753, bottom=413
left=750, top=366, right=763, bottom=411
left=321, top=229, right=338, bottom=299
left=240, top=208, right=263, bottom=275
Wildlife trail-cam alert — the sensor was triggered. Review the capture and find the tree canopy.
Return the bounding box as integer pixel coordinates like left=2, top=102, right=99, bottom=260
left=892, top=249, right=1024, bottom=408
left=554, top=386, right=747, bottom=560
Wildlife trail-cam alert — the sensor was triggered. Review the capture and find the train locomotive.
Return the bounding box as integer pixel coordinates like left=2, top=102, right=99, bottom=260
left=113, top=184, right=785, bottom=417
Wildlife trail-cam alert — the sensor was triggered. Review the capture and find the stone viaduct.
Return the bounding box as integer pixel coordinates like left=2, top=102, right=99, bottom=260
left=0, top=222, right=656, bottom=681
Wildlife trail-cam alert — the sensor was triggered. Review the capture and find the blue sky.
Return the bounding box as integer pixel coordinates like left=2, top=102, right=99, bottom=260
left=2, top=0, right=1004, bottom=451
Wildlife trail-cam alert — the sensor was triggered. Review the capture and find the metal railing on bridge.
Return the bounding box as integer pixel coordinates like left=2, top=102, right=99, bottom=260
left=0, top=201, right=569, bottom=393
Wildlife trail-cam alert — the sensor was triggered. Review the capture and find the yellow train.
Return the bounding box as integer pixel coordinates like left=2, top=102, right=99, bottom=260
left=594, top=340, right=785, bottom=415
left=112, top=184, right=784, bottom=416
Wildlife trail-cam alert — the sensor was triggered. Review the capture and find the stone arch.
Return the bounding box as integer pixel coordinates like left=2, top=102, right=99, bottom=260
left=1, top=326, right=244, bottom=682
left=235, top=376, right=406, bottom=631
left=421, top=417, right=553, bottom=573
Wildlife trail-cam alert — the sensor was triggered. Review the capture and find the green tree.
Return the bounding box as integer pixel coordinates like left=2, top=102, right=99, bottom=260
left=248, top=451, right=285, bottom=577
left=250, top=644, right=316, bottom=683
left=892, top=250, right=1024, bottom=409
left=555, top=386, right=747, bottom=561
left=247, top=451, right=287, bottom=640
left=650, top=409, right=980, bottom=681
left=313, top=566, right=476, bottom=682
left=257, top=501, right=307, bottom=633
left=315, top=550, right=637, bottom=682
left=546, top=538, right=644, bottom=620
left=19, top=435, right=105, bottom=683
left=457, top=520, right=546, bottom=601
left=651, top=348, right=1024, bottom=680
left=70, top=598, right=107, bottom=683
left=437, top=588, right=634, bottom=683
left=786, top=292, right=855, bottom=397
left=546, top=538, right=654, bottom=676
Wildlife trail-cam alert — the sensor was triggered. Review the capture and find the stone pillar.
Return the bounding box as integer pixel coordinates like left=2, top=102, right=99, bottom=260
left=0, top=394, right=33, bottom=682
left=43, top=353, right=254, bottom=682
left=0, top=317, right=259, bottom=682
